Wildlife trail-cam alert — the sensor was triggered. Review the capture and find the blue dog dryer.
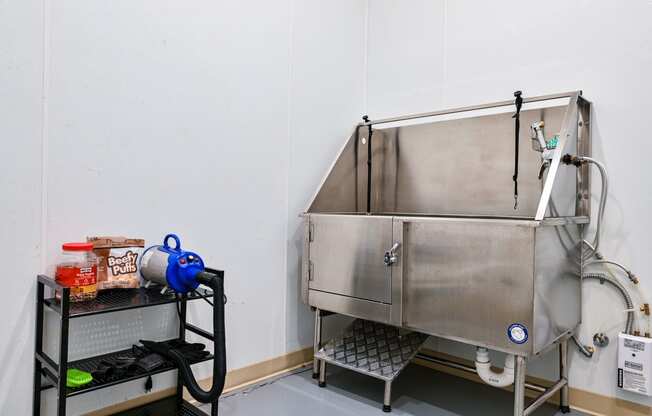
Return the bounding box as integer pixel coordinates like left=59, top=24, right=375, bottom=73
left=140, top=234, right=206, bottom=293
left=140, top=234, right=226, bottom=415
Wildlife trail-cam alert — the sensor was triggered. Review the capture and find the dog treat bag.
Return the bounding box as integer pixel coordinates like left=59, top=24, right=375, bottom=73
left=87, top=237, right=144, bottom=290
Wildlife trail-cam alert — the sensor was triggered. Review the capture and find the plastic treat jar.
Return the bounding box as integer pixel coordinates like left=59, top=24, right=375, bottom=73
left=55, top=242, right=98, bottom=302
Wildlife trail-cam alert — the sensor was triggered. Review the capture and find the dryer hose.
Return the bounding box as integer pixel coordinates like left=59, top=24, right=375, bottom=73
left=170, top=269, right=227, bottom=405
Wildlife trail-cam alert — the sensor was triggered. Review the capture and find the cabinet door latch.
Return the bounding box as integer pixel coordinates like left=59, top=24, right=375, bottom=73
left=384, top=242, right=400, bottom=266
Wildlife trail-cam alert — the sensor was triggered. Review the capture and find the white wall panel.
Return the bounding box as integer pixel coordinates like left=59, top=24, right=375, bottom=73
left=42, top=1, right=293, bottom=413
left=366, top=0, right=446, bottom=118
left=286, top=0, right=368, bottom=352
left=0, top=0, right=44, bottom=414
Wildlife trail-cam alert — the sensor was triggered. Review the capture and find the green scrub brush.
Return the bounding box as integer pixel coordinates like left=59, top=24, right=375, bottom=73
left=66, top=369, right=93, bottom=388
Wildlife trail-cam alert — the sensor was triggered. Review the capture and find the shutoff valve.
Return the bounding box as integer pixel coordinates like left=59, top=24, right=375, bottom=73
left=530, top=121, right=558, bottom=179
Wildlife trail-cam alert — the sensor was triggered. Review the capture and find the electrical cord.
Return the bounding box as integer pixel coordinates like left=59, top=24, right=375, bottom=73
left=194, top=290, right=214, bottom=307
left=219, top=367, right=312, bottom=400
left=192, top=289, right=228, bottom=307
left=176, top=297, right=182, bottom=320
left=176, top=289, right=226, bottom=315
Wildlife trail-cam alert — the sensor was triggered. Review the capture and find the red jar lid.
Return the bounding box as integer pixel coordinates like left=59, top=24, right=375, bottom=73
left=62, top=242, right=94, bottom=252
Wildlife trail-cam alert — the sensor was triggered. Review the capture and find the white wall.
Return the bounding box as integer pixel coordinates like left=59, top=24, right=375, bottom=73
left=365, top=0, right=652, bottom=406
left=286, top=0, right=368, bottom=352
left=45, top=0, right=294, bottom=368
left=41, top=1, right=296, bottom=413
left=0, top=0, right=44, bottom=414
left=1, top=1, right=368, bottom=414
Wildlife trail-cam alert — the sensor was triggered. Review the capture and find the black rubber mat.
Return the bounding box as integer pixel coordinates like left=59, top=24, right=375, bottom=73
left=111, top=396, right=207, bottom=416
left=66, top=341, right=212, bottom=397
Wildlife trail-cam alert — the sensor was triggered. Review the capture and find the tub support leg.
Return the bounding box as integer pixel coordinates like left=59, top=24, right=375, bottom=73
left=383, top=380, right=392, bottom=412
left=318, top=359, right=326, bottom=388
left=560, top=339, right=570, bottom=413
left=513, top=355, right=526, bottom=416
left=313, top=308, right=322, bottom=379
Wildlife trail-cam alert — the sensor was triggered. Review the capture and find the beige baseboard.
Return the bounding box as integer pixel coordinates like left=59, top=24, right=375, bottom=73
left=84, top=346, right=313, bottom=416
left=563, top=389, right=652, bottom=416
left=220, top=346, right=313, bottom=394
left=85, top=345, right=652, bottom=416
left=415, top=348, right=652, bottom=416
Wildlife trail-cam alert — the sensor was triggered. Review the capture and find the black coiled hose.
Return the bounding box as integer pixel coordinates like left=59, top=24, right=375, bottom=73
left=170, top=269, right=226, bottom=405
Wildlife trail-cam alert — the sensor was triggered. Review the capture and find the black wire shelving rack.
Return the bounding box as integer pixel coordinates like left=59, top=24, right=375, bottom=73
left=33, top=274, right=216, bottom=415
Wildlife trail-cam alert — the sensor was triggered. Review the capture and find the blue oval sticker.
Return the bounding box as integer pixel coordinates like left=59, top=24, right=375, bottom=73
left=507, top=323, right=529, bottom=344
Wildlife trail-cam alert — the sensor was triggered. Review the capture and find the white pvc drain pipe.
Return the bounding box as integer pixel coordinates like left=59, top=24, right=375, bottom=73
left=475, top=347, right=516, bottom=388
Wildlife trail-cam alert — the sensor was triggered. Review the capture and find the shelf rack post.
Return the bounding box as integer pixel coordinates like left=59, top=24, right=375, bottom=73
left=58, top=288, right=71, bottom=416
left=177, top=294, right=188, bottom=412
left=33, top=280, right=45, bottom=416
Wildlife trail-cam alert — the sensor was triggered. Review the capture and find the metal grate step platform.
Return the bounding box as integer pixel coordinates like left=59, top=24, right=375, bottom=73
left=315, top=319, right=428, bottom=382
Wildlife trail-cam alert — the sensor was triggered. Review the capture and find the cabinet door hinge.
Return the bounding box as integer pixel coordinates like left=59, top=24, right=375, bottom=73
left=308, top=223, right=315, bottom=242
left=308, top=261, right=314, bottom=281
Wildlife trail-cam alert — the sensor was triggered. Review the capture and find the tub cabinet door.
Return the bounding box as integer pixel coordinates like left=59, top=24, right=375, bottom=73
left=307, top=214, right=394, bottom=304
left=399, top=217, right=536, bottom=353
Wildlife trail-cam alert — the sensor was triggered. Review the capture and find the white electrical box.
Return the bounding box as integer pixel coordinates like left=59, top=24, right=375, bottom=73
left=618, top=333, right=652, bottom=396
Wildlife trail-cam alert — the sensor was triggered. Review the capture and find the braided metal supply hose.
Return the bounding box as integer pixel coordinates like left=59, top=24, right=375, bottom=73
left=579, top=157, right=608, bottom=261
left=573, top=272, right=635, bottom=358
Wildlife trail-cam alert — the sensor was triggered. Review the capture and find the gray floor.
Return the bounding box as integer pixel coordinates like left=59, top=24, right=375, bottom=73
left=200, top=364, right=587, bottom=416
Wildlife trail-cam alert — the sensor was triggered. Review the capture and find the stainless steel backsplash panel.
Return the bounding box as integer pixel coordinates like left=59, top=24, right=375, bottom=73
left=373, top=107, right=564, bottom=217
left=308, top=103, right=585, bottom=219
